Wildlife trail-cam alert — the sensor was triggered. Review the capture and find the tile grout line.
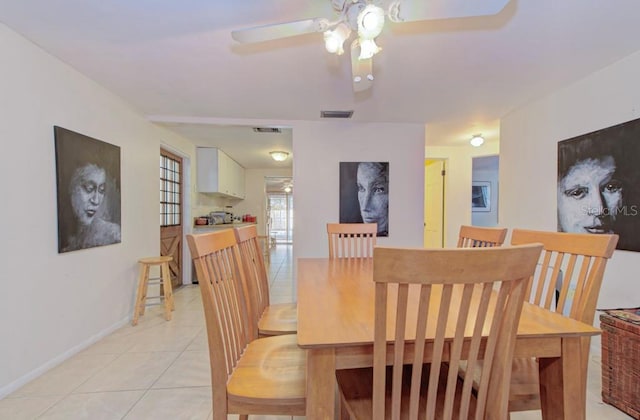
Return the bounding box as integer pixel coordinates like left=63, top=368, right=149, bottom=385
left=121, top=285, right=204, bottom=420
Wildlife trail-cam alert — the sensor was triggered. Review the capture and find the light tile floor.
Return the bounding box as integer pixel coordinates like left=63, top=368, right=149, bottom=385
left=0, top=244, right=631, bottom=419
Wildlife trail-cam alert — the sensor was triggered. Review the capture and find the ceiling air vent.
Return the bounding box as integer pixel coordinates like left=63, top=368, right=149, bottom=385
left=321, top=110, right=354, bottom=119
left=253, top=127, right=282, bottom=133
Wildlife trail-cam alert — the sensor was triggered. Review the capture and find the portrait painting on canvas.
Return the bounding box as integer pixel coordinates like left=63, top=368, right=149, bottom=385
left=55, top=126, right=121, bottom=253
left=339, top=161, right=389, bottom=237
left=558, top=117, right=640, bottom=251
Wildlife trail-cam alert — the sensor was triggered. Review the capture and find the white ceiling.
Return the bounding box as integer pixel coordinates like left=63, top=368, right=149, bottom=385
left=158, top=122, right=293, bottom=169
left=3, top=0, right=640, bottom=168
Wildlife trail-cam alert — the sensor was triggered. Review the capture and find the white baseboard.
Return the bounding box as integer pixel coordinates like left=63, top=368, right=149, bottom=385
left=0, top=316, right=131, bottom=399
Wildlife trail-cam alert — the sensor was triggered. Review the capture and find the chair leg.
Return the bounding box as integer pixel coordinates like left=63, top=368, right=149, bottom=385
left=160, top=262, right=173, bottom=321
left=164, top=261, right=175, bottom=311
left=139, top=264, right=150, bottom=317
left=132, top=263, right=149, bottom=326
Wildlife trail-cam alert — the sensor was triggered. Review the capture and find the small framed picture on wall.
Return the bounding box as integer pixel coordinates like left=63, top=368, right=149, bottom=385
left=472, top=181, right=491, bottom=212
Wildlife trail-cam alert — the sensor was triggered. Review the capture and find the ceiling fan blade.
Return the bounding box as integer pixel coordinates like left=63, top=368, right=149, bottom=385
left=388, top=0, right=510, bottom=23
left=231, top=18, right=329, bottom=44
left=351, top=42, right=373, bottom=93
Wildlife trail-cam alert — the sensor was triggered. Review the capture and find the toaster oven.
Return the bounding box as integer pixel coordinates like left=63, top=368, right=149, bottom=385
left=210, top=211, right=232, bottom=224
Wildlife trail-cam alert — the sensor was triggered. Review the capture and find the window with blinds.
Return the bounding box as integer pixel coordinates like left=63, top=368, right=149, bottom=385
left=160, top=152, right=182, bottom=227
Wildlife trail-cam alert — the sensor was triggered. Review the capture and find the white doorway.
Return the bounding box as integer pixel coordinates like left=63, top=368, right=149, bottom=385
left=265, top=176, right=294, bottom=244
left=267, top=193, right=293, bottom=244
left=424, top=159, right=446, bottom=248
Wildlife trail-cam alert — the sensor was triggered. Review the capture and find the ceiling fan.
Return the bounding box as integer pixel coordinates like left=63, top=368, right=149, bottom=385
left=231, top=0, right=510, bottom=92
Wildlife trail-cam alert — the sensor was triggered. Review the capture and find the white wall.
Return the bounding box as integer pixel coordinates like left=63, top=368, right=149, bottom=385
left=293, top=121, right=425, bottom=257
left=500, top=50, right=640, bottom=329
left=192, top=192, right=231, bottom=219
left=426, top=143, right=500, bottom=247
left=0, top=24, right=197, bottom=396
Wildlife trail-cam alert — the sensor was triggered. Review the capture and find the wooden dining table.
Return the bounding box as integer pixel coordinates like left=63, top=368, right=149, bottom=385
left=296, top=257, right=601, bottom=420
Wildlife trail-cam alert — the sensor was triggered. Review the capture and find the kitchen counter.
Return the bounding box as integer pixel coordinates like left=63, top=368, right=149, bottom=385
left=192, top=222, right=256, bottom=232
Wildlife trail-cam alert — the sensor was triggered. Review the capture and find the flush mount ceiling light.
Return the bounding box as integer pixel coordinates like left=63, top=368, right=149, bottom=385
left=470, top=134, right=485, bottom=147
left=270, top=151, right=289, bottom=161
left=231, top=0, right=511, bottom=93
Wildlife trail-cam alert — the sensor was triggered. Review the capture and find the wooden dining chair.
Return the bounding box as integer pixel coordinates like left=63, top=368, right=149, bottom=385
left=457, top=225, right=508, bottom=248
left=256, top=234, right=271, bottom=263
left=187, top=229, right=305, bottom=420
left=327, top=222, right=377, bottom=259
left=458, top=229, right=618, bottom=414
left=234, top=225, right=297, bottom=336
left=508, top=229, right=618, bottom=413
left=335, top=243, right=542, bottom=420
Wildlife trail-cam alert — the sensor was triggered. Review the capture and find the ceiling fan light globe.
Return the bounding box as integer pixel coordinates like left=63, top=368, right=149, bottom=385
left=324, top=23, right=351, bottom=55
left=358, top=39, right=380, bottom=60
left=357, top=4, right=385, bottom=39
left=362, top=11, right=380, bottom=30
left=324, top=32, right=343, bottom=54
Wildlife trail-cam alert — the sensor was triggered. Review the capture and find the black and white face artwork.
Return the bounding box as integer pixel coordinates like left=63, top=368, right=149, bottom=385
left=558, top=116, right=640, bottom=252
left=356, top=162, right=389, bottom=235
left=557, top=156, right=622, bottom=234
left=55, top=126, right=121, bottom=253
left=340, top=161, right=389, bottom=237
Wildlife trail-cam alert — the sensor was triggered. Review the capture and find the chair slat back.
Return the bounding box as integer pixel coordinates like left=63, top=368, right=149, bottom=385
left=457, top=225, right=508, bottom=248
left=327, top=223, right=377, bottom=259
left=186, top=229, right=252, bottom=405
left=510, top=229, right=618, bottom=324
left=234, top=225, right=269, bottom=337
left=372, top=244, right=542, bottom=420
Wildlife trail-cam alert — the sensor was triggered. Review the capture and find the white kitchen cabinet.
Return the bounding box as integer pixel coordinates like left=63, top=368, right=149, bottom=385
left=196, top=147, right=245, bottom=199
left=230, top=157, right=245, bottom=198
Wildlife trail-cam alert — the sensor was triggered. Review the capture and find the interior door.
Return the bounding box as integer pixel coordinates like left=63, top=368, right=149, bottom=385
left=160, top=149, right=183, bottom=288
left=424, top=159, right=445, bottom=248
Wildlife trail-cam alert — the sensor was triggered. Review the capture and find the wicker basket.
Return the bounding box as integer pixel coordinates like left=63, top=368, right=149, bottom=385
left=600, top=312, right=640, bottom=419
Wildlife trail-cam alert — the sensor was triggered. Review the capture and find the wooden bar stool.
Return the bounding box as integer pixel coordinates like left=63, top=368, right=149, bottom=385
left=132, top=256, right=175, bottom=326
